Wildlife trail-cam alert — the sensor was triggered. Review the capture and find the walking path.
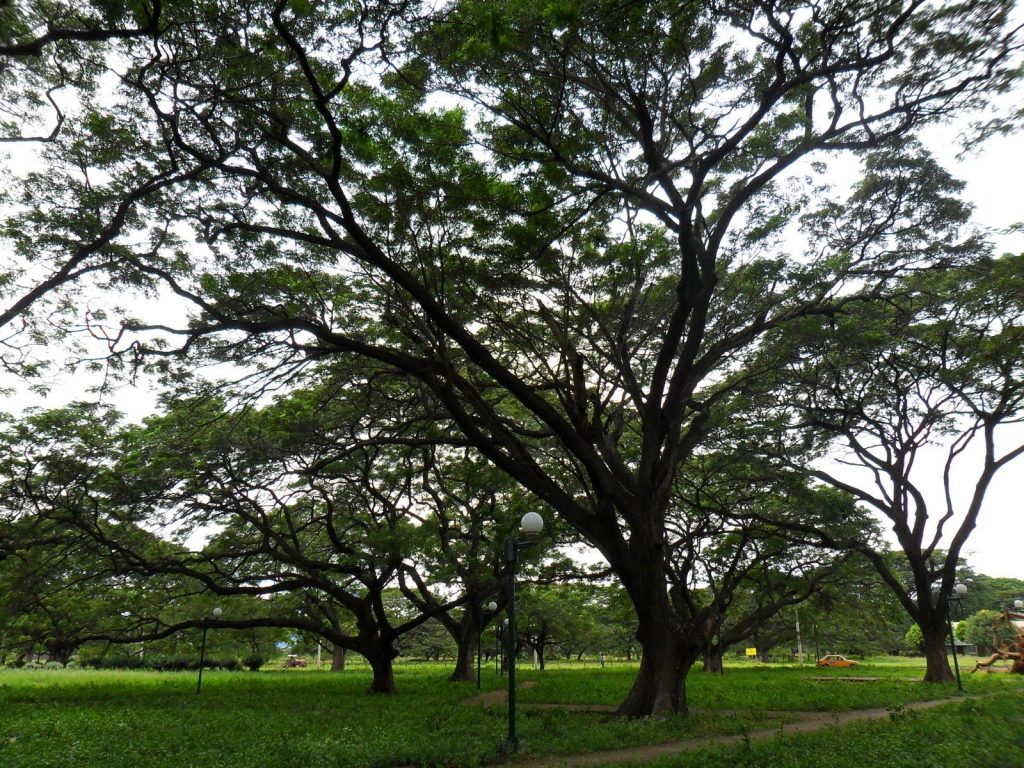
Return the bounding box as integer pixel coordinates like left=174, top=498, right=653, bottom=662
left=464, top=687, right=972, bottom=767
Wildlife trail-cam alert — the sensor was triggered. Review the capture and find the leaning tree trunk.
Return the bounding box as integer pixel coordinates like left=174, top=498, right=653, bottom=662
left=921, top=621, right=954, bottom=683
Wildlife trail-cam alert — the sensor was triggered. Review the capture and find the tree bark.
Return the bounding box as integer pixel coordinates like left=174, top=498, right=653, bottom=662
left=702, top=645, right=723, bottom=674
left=616, top=624, right=696, bottom=717
left=922, top=622, right=954, bottom=683
left=449, top=626, right=476, bottom=682
left=366, top=652, right=396, bottom=694
left=611, top=530, right=713, bottom=716
left=361, top=638, right=397, bottom=693
left=331, top=644, right=346, bottom=672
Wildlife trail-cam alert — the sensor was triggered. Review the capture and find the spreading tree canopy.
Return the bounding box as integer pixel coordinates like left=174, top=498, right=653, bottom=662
left=1, top=0, right=1021, bottom=715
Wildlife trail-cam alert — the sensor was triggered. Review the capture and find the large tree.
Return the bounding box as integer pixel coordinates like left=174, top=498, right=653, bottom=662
left=761, top=255, right=1024, bottom=682
left=3, top=0, right=1020, bottom=715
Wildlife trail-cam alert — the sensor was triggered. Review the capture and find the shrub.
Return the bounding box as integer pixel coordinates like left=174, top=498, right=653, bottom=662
left=904, top=624, right=924, bottom=654
left=150, top=658, right=192, bottom=672
left=242, top=654, right=265, bottom=672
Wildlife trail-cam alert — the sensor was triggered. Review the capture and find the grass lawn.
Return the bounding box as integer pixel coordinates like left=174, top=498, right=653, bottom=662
left=0, top=658, right=1021, bottom=767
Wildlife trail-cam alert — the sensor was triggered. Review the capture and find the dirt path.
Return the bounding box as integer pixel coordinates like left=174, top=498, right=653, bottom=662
left=463, top=689, right=971, bottom=767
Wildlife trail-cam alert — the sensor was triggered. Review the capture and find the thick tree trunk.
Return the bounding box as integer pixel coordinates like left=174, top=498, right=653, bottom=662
left=617, top=641, right=695, bottom=716
left=449, top=628, right=476, bottom=682
left=702, top=645, right=723, bottom=673
left=922, top=623, right=954, bottom=683
left=616, top=619, right=697, bottom=717
left=366, top=653, right=395, bottom=693
left=362, top=639, right=397, bottom=693
left=331, top=644, right=346, bottom=672
left=612, top=533, right=715, bottom=717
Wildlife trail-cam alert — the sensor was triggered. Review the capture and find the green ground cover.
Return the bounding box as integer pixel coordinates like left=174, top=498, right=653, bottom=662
left=0, top=660, right=1020, bottom=768
left=636, top=693, right=1024, bottom=768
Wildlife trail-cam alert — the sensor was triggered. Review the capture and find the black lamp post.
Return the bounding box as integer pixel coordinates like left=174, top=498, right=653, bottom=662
left=196, top=606, right=222, bottom=695
left=477, top=600, right=498, bottom=690
left=505, top=511, right=543, bottom=752
left=935, top=583, right=967, bottom=692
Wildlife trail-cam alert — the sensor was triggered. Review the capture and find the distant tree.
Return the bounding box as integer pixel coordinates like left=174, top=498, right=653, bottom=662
left=395, top=448, right=518, bottom=683
left=515, top=583, right=599, bottom=669
left=954, top=571, right=1024, bottom=616
left=663, top=450, right=870, bottom=674
left=707, top=551, right=908, bottom=669
left=592, top=585, right=640, bottom=661
left=0, top=388, right=467, bottom=692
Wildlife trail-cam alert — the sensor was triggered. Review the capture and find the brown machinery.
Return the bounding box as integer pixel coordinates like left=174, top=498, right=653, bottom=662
left=971, top=608, right=1024, bottom=674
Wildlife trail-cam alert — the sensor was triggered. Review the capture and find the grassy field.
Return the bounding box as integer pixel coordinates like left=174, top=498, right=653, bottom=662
left=0, top=659, right=1021, bottom=767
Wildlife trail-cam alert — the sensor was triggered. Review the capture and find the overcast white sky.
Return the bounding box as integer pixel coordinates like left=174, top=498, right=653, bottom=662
left=918, top=129, right=1024, bottom=580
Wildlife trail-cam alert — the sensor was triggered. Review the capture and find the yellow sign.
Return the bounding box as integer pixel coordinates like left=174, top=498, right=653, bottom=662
left=745, top=647, right=757, bottom=657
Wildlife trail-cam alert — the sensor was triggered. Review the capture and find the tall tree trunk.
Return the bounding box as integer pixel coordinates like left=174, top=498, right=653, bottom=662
left=613, top=549, right=722, bottom=716
left=331, top=644, right=346, bottom=672
left=922, top=622, right=954, bottom=683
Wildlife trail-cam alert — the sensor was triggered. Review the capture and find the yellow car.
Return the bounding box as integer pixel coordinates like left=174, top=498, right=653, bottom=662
left=816, top=654, right=858, bottom=668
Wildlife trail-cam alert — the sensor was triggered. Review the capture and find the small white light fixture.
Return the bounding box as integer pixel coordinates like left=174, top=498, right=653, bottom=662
left=953, top=583, right=967, bottom=596
left=212, top=607, right=223, bottom=619
left=520, top=511, right=544, bottom=535
left=486, top=601, right=498, bottom=612
left=1014, top=599, right=1023, bottom=610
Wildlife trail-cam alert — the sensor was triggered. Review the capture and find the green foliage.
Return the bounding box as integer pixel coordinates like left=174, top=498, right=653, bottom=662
left=241, top=654, right=266, bottom=672
left=904, top=625, right=925, bottom=654
left=956, top=610, right=1017, bottom=654
left=954, top=571, right=1024, bottom=616
left=640, top=693, right=1024, bottom=768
